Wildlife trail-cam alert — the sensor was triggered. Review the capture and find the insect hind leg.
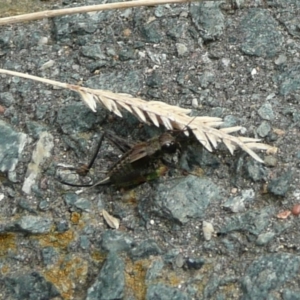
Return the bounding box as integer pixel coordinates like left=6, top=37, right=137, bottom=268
left=56, top=133, right=105, bottom=187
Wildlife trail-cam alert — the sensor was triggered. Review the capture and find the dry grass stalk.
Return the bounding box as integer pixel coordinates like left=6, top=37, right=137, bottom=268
left=0, top=0, right=196, bottom=26
left=0, top=68, right=277, bottom=163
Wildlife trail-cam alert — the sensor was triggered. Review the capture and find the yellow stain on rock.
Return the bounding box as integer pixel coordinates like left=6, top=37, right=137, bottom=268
left=1, top=264, right=10, bottom=275
left=91, top=251, right=107, bottom=263
left=70, top=212, right=81, bottom=225
left=43, top=255, right=88, bottom=300
left=34, top=230, right=75, bottom=249
left=0, top=233, right=16, bottom=257
left=124, top=258, right=149, bottom=300
left=0, top=0, right=60, bottom=18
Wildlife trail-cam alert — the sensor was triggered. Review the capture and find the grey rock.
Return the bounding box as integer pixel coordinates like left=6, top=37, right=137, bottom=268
left=268, top=171, right=293, bottom=196
left=256, top=232, right=276, bottom=246
left=150, top=176, right=220, bottom=223
left=198, top=70, right=215, bottom=88
left=174, top=253, right=185, bottom=268
left=0, top=215, right=53, bottom=234
left=52, top=13, right=102, bottom=42
left=277, top=6, right=300, bottom=38
left=272, top=0, right=300, bottom=8
left=148, top=88, right=161, bottom=99
left=0, top=92, right=15, bottom=106
left=31, top=184, right=44, bottom=199
left=130, top=239, right=162, bottom=260
left=61, top=134, right=89, bottom=158
left=257, top=121, right=271, bottom=137
left=42, top=247, right=59, bottom=265
left=154, top=6, right=166, bottom=18
left=25, top=121, right=48, bottom=139
left=35, top=104, right=49, bottom=120
left=275, top=54, right=287, bottom=65
left=141, top=22, right=162, bottom=43
left=86, top=70, right=143, bottom=95
left=63, top=193, right=78, bottom=206
left=180, top=145, right=220, bottom=171
left=163, top=249, right=181, bottom=265
left=15, top=215, right=53, bottom=234
left=264, top=155, right=278, bottom=167
left=87, top=60, right=109, bottom=72
left=74, top=197, right=91, bottom=212
left=18, top=199, right=37, bottom=214
left=258, top=102, right=275, bottom=120
left=241, top=254, right=300, bottom=300
left=224, top=189, right=255, bottom=213
left=119, top=47, right=136, bottom=61
left=56, top=219, right=69, bottom=233
left=57, top=102, right=104, bottom=134
left=100, top=230, right=134, bottom=253
left=167, top=23, right=187, bottom=40
left=276, top=64, right=300, bottom=96
left=146, top=49, right=167, bottom=65
left=221, top=206, right=275, bottom=235
left=146, top=283, right=189, bottom=300
left=203, top=274, right=220, bottom=299
left=86, top=252, right=125, bottom=300
left=221, top=115, right=238, bottom=128
left=0, top=29, right=12, bottom=49
left=81, top=45, right=106, bottom=60
left=190, top=2, right=225, bottom=41
left=39, top=199, right=50, bottom=211
left=146, top=71, right=163, bottom=88
left=80, top=235, right=90, bottom=250
left=0, top=120, right=28, bottom=180
left=282, top=289, right=300, bottom=300
left=120, top=8, right=132, bottom=19
left=239, top=9, right=284, bottom=58
left=145, top=258, right=164, bottom=282
left=3, top=272, right=60, bottom=300
left=245, top=160, right=268, bottom=181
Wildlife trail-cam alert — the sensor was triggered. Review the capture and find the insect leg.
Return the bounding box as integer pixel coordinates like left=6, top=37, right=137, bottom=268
left=86, top=132, right=105, bottom=171
left=57, top=133, right=105, bottom=187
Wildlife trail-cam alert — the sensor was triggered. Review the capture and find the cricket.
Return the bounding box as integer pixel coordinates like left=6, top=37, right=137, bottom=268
left=57, top=128, right=184, bottom=189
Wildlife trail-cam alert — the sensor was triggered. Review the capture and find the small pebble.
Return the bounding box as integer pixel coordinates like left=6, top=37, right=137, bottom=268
left=277, top=210, right=291, bottom=219
left=231, top=188, right=238, bottom=194
left=203, top=221, right=214, bottom=241
left=292, top=204, right=300, bottom=216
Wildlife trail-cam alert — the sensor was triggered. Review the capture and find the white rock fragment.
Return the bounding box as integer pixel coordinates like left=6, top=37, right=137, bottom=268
left=192, top=98, right=198, bottom=108
left=22, top=132, right=54, bottom=194
left=40, top=60, right=55, bottom=70
left=251, top=68, right=257, bottom=76
left=176, top=43, right=188, bottom=56
left=203, top=221, right=214, bottom=241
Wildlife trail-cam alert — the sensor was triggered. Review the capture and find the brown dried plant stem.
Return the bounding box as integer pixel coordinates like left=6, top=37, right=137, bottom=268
left=0, top=68, right=276, bottom=163
left=0, top=0, right=197, bottom=26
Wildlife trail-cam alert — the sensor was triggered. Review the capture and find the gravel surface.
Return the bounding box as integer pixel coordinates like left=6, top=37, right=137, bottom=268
left=1, top=0, right=300, bottom=299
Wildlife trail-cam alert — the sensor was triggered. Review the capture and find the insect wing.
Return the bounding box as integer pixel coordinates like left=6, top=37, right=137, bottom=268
left=126, top=142, right=149, bottom=163
left=104, top=130, right=134, bottom=153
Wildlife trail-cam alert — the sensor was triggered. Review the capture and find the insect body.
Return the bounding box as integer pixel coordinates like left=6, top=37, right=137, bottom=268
left=58, top=131, right=179, bottom=188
